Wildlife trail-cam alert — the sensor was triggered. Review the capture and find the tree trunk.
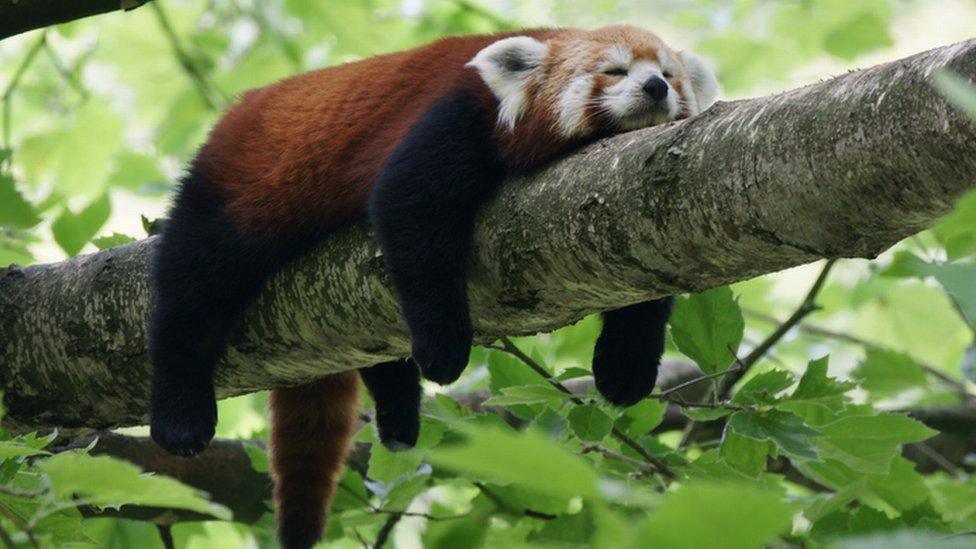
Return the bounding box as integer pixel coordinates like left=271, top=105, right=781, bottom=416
left=1, top=38, right=975, bottom=433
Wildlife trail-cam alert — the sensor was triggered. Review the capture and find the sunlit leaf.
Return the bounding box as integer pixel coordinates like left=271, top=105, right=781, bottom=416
left=51, top=194, right=111, bottom=256
left=728, top=410, right=821, bottom=461
left=568, top=404, right=614, bottom=442
left=38, top=453, right=230, bottom=519
left=670, top=287, right=745, bottom=374
left=640, top=482, right=792, bottom=549
left=429, top=422, right=601, bottom=500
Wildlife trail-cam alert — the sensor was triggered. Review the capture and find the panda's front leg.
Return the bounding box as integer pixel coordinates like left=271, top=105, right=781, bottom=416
left=592, top=298, right=674, bottom=406
left=368, top=92, right=505, bottom=386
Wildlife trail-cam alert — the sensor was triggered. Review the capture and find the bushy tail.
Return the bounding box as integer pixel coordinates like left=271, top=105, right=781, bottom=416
left=269, top=372, right=360, bottom=549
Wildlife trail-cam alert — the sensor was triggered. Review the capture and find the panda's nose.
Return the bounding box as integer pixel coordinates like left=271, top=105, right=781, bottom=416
left=642, top=76, right=669, bottom=101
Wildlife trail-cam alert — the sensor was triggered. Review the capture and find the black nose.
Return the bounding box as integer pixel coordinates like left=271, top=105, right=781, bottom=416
left=642, top=76, right=669, bottom=101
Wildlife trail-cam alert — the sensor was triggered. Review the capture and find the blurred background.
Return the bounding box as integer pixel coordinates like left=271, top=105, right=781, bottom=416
left=2, top=0, right=976, bottom=547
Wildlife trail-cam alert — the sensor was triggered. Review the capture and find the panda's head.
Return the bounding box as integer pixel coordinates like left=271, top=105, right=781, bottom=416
left=467, top=25, right=719, bottom=137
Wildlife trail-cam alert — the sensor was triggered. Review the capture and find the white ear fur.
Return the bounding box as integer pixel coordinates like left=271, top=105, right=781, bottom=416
left=680, top=50, right=719, bottom=113
left=466, top=36, right=549, bottom=130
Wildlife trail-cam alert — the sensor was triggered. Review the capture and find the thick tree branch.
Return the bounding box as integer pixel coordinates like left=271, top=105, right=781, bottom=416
left=0, top=0, right=152, bottom=41
left=1, top=39, right=975, bottom=433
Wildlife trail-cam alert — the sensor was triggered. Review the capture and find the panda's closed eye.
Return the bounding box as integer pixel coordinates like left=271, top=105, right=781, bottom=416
left=662, top=69, right=674, bottom=78
left=602, top=67, right=628, bottom=76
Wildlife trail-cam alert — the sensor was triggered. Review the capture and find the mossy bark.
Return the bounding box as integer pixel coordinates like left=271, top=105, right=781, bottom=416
left=2, top=38, right=975, bottom=433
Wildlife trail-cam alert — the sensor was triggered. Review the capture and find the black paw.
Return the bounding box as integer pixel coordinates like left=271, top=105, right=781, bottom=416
left=411, top=327, right=472, bottom=385
left=150, top=385, right=217, bottom=457
left=592, top=351, right=658, bottom=407
left=376, top=410, right=420, bottom=452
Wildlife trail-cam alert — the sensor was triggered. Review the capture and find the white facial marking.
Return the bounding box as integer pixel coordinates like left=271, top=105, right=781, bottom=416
left=601, top=45, right=633, bottom=72
left=599, top=60, right=679, bottom=129
left=556, top=74, right=594, bottom=136
left=679, top=50, right=719, bottom=115
left=467, top=36, right=549, bottom=131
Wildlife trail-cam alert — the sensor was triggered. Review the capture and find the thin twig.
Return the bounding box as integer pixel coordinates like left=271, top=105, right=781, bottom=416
left=581, top=444, right=658, bottom=472
left=373, top=514, right=400, bottom=549
left=42, top=42, right=87, bottom=98
left=911, top=442, right=964, bottom=478
left=473, top=482, right=556, bottom=521
left=150, top=2, right=224, bottom=110
left=647, top=364, right=741, bottom=399
left=495, top=336, right=677, bottom=479
left=2, top=31, right=46, bottom=151
left=156, top=525, right=175, bottom=549
left=336, top=482, right=467, bottom=522
left=0, top=522, right=14, bottom=549
left=743, top=307, right=973, bottom=397
left=717, top=259, right=837, bottom=399
left=0, top=505, right=37, bottom=549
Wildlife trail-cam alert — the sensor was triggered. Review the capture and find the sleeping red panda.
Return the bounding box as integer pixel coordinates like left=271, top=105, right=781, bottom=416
left=148, top=25, right=717, bottom=549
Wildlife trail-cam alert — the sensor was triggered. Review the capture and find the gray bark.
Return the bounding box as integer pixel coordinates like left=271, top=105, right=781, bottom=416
left=1, top=38, right=975, bottom=433
left=0, top=0, right=152, bottom=40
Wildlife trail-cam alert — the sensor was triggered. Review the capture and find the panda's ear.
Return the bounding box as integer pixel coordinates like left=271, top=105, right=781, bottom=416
left=467, top=36, right=548, bottom=104
left=679, top=50, right=719, bottom=113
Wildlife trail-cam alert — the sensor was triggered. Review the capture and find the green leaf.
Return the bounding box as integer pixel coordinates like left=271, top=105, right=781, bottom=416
left=487, top=349, right=547, bottom=421
left=881, top=252, right=976, bottom=329
left=815, top=414, right=937, bottom=474
left=927, top=475, right=976, bottom=524
left=670, top=287, right=745, bottom=374
left=428, top=422, right=601, bottom=500
left=853, top=349, right=928, bottom=396
left=799, top=456, right=929, bottom=518
left=38, top=453, right=230, bottom=519
left=616, top=399, right=667, bottom=437
left=933, top=189, right=976, bottom=260
left=18, top=101, right=124, bottom=198
left=640, top=482, right=792, bottom=549
left=0, top=440, right=49, bottom=460
left=243, top=444, right=268, bottom=474
left=52, top=194, right=112, bottom=257
left=681, top=407, right=733, bottom=422
left=728, top=410, right=821, bottom=461
left=823, top=12, right=893, bottom=60
left=108, top=151, right=168, bottom=193
left=0, top=174, right=41, bottom=229
left=568, top=405, right=614, bottom=442
left=91, top=232, right=137, bottom=250
left=933, top=69, right=976, bottom=118
left=720, top=431, right=770, bottom=477
left=788, top=356, right=855, bottom=402
left=367, top=417, right=446, bottom=483
left=483, top=384, right=569, bottom=407
left=732, top=369, right=794, bottom=405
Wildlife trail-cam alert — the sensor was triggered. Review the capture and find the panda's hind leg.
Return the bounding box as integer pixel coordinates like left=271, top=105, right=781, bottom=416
left=359, top=359, right=422, bottom=451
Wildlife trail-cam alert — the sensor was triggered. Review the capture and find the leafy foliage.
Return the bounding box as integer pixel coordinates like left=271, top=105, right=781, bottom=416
left=1, top=0, right=976, bottom=547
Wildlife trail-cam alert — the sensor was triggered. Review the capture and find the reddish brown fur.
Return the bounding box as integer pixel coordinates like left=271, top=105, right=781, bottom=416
left=269, top=372, right=360, bottom=545
left=197, top=29, right=573, bottom=240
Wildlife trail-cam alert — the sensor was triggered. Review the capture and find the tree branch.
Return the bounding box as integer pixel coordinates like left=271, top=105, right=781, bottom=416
left=2, top=39, right=975, bottom=433
left=0, top=0, right=152, bottom=41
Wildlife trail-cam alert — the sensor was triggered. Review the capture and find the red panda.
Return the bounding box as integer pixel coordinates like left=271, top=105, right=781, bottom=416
left=148, top=25, right=717, bottom=549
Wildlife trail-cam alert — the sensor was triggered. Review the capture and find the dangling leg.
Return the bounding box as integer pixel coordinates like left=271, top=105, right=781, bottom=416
left=369, top=92, right=505, bottom=385
left=359, top=359, right=422, bottom=451
left=149, top=171, right=282, bottom=456
left=592, top=297, right=674, bottom=406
